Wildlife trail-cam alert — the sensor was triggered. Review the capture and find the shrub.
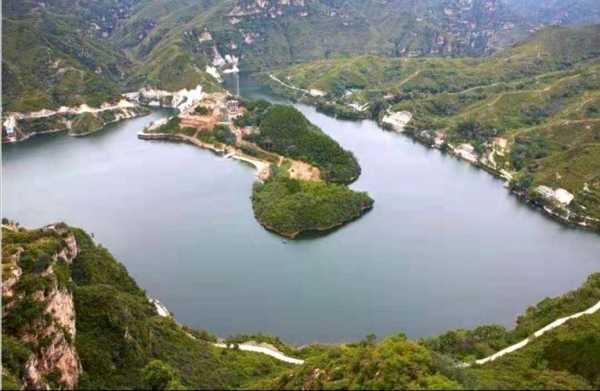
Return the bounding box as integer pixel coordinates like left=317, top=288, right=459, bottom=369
left=194, top=106, right=210, bottom=115
left=142, top=360, right=185, bottom=390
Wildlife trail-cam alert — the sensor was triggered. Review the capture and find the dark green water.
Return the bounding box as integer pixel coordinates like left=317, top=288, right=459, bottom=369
left=3, top=94, right=599, bottom=344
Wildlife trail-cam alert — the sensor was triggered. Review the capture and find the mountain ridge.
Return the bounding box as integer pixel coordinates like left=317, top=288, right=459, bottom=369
left=5, top=0, right=600, bottom=114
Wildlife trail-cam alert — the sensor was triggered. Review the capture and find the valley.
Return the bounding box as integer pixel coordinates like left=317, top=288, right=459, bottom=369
left=4, top=90, right=600, bottom=347
left=2, top=1, right=600, bottom=390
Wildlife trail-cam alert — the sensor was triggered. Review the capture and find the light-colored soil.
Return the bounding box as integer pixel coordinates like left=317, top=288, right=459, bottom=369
left=288, top=160, right=321, bottom=181
left=214, top=342, right=304, bottom=365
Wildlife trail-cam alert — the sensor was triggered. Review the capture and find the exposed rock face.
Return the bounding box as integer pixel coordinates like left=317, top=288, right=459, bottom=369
left=2, top=225, right=82, bottom=389
left=2, top=248, right=23, bottom=299
left=23, top=288, right=80, bottom=389
left=504, top=0, right=600, bottom=27
left=219, top=0, right=523, bottom=61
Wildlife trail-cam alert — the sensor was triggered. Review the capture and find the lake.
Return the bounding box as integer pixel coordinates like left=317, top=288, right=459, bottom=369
left=3, top=89, right=599, bottom=344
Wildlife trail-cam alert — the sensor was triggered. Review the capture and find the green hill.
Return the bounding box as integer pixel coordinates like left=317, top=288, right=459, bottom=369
left=4, top=222, right=599, bottom=390
left=2, top=2, right=127, bottom=112
left=243, top=104, right=361, bottom=183
left=5, top=1, right=600, bottom=114
left=265, top=25, right=600, bottom=230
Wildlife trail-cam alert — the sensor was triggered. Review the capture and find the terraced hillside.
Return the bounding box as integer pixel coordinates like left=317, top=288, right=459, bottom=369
left=265, top=25, right=600, bottom=230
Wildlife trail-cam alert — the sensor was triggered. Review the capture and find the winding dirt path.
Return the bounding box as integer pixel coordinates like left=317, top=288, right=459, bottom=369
left=397, top=70, right=421, bottom=88
left=214, top=342, right=304, bottom=365
left=269, top=74, right=310, bottom=95
left=149, top=297, right=305, bottom=365
left=468, top=300, right=600, bottom=366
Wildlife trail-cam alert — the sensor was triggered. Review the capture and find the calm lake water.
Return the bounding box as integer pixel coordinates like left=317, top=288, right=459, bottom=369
left=3, top=90, right=599, bottom=344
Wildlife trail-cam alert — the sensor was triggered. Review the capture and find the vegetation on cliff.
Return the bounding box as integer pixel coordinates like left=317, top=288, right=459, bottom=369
left=3, top=223, right=600, bottom=390
left=255, top=333, right=461, bottom=390
left=1, top=224, right=291, bottom=390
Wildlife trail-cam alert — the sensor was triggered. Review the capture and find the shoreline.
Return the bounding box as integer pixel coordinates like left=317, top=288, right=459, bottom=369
left=2, top=83, right=206, bottom=144
left=148, top=296, right=305, bottom=365
left=255, top=202, right=374, bottom=239
left=263, top=84, right=599, bottom=234
left=71, top=111, right=151, bottom=137
left=2, top=106, right=150, bottom=144
left=406, top=134, right=599, bottom=233
left=147, top=282, right=600, bottom=369
left=138, top=131, right=272, bottom=181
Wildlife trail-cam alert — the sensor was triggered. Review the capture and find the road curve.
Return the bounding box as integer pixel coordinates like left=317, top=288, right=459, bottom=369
left=473, top=300, right=600, bottom=366
left=214, top=342, right=305, bottom=365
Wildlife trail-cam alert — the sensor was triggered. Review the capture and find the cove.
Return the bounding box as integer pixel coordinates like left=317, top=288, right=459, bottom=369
left=3, top=95, right=599, bottom=344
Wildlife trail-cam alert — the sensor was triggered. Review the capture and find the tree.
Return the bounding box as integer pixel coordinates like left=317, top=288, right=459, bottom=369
left=142, top=360, right=185, bottom=390
left=194, top=106, right=210, bottom=115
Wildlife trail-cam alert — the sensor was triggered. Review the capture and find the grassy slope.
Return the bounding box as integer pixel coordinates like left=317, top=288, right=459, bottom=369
left=2, top=2, right=127, bottom=112
left=466, top=311, right=600, bottom=389
left=267, top=25, right=600, bottom=225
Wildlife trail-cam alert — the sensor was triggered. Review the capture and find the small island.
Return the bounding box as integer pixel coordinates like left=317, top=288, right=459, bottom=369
left=252, top=175, right=373, bottom=238
left=139, top=93, right=372, bottom=238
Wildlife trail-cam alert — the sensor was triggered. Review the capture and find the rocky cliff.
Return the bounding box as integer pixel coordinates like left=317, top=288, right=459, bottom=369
left=1, top=222, right=291, bottom=389
left=2, top=223, right=81, bottom=389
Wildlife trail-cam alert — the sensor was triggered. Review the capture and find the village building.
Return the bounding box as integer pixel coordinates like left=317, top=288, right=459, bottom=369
left=535, top=185, right=575, bottom=206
